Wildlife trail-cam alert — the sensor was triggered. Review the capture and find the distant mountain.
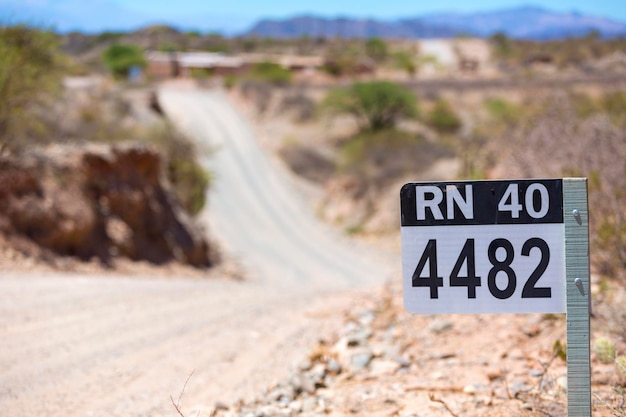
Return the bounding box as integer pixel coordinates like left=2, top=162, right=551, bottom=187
left=422, top=6, right=626, bottom=39
left=245, top=15, right=460, bottom=39
left=245, top=6, right=626, bottom=40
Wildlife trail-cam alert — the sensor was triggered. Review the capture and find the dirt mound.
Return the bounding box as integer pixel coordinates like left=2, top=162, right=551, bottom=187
left=0, top=143, right=214, bottom=267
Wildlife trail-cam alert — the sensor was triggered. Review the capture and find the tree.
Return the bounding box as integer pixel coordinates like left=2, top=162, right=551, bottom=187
left=0, top=25, right=63, bottom=152
left=365, top=37, right=388, bottom=64
left=102, top=44, right=146, bottom=79
left=323, top=81, right=418, bottom=131
left=490, top=32, right=513, bottom=59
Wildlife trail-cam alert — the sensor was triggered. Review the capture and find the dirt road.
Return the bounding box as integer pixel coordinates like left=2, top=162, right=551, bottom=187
left=0, top=86, right=392, bottom=416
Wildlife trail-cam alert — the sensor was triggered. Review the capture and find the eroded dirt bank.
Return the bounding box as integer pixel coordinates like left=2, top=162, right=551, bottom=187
left=0, top=143, right=213, bottom=267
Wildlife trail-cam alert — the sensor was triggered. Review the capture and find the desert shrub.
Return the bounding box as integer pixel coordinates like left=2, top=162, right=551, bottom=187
left=279, top=142, right=335, bottom=184
left=484, top=98, right=523, bottom=125
left=616, top=356, right=626, bottom=379
left=148, top=122, right=211, bottom=215
left=601, top=92, right=626, bottom=128
left=239, top=80, right=274, bottom=114
left=102, top=43, right=146, bottom=79
left=95, top=31, right=124, bottom=44
left=322, top=44, right=363, bottom=77
left=246, top=61, right=292, bottom=86
left=68, top=91, right=136, bottom=144
left=167, top=153, right=211, bottom=216
left=199, top=33, right=231, bottom=53
left=484, top=92, right=626, bottom=278
left=393, top=50, right=417, bottom=77
left=490, top=32, right=513, bottom=60
left=365, top=37, right=388, bottom=64
left=278, top=91, right=316, bottom=122
left=427, top=99, right=462, bottom=133
left=489, top=36, right=626, bottom=71
left=0, top=25, right=63, bottom=152
left=61, top=84, right=210, bottom=216
left=323, top=81, right=418, bottom=132
left=223, top=74, right=237, bottom=89
left=594, top=337, right=617, bottom=364
left=338, top=129, right=453, bottom=192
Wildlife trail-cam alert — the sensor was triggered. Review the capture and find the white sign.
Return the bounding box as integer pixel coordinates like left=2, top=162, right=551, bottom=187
left=401, top=179, right=566, bottom=314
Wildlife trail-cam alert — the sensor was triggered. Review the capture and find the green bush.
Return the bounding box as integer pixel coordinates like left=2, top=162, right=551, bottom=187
left=322, top=45, right=362, bottom=77
left=102, top=44, right=146, bottom=79
left=323, top=81, right=418, bottom=131
left=427, top=99, right=462, bottom=133
left=149, top=123, right=211, bottom=215
left=393, top=51, right=417, bottom=77
left=595, top=337, right=617, bottom=364
left=616, top=355, right=626, bottom=379
left=168, top=157, right=211, bottom=215
left=365, top=37, right=388, bottom=63
left=223, top=74, right=237, bottom=89
left=0, top=25, right=63, bottom=152
left=246, top=61, right=292, bottom=86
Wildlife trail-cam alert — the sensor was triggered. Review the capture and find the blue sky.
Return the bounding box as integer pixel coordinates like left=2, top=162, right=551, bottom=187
left=2, top=0, right=626, bottom=34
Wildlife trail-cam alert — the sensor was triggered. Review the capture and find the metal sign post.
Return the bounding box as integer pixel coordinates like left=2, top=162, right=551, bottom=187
left=563, top=178, right=591, bottom=416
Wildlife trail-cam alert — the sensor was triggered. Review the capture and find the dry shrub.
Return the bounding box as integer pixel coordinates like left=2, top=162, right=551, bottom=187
left=278, top=91, right=316, bottom=122
left=279, top=143, right=335, bottom=184
left=239, top=80, right=274, bottom=115
left=338, top=129, right=454, bottom=195
left=500, top=93, right=626, bottom=279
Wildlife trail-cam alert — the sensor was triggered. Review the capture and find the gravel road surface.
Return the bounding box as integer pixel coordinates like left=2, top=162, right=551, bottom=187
left=0, top=85, right=392, bottom=416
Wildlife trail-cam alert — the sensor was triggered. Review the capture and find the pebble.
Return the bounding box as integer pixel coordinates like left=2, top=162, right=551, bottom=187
left=370, top=359, right=400, bottom=375
left=350, top=350, right=374, bottom=369
left=291, top=373, right=316, bottom=395
left=326, top=358, right=342, bottom=374
left=510, top=381, right=531, bottom=397
left=301, top=397, right=318, bottom=412
left=395, top=357, right=411, bottom=368
left=358, top=310, right=375, bottom=326
left=463, top=384, right=478, bottom=394
left=428, top=319, right=453, bottom=334
left=288, top=400, right=302, bottom=412
left=486, top=368, right=504, bottom=381
left=346, top=329, right=372, bottom=347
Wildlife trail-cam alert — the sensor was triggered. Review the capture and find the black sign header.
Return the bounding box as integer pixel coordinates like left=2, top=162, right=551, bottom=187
left=401, top=179, right=563, bottom=226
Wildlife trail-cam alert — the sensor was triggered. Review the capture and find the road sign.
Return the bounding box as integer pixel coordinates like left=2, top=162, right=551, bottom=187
left=401, top=178, right=591, bottom=416
left=400, top=179, right=566, bottom=314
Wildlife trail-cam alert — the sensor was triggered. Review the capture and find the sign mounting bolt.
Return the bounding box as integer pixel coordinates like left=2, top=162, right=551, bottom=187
left=572, top=209, right=580, bottom=217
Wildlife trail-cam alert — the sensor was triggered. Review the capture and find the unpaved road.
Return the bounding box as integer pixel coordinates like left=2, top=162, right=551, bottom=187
left=0, top=86, right=391, bottom=416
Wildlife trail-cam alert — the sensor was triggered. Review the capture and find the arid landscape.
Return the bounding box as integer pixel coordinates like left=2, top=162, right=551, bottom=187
left=1, top=16, right=626, bottom=417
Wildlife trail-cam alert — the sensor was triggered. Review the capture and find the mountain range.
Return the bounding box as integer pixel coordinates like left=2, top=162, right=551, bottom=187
left=245, top=6, right=626, bottom=40
left=2, top=2, right=626, bottom=40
